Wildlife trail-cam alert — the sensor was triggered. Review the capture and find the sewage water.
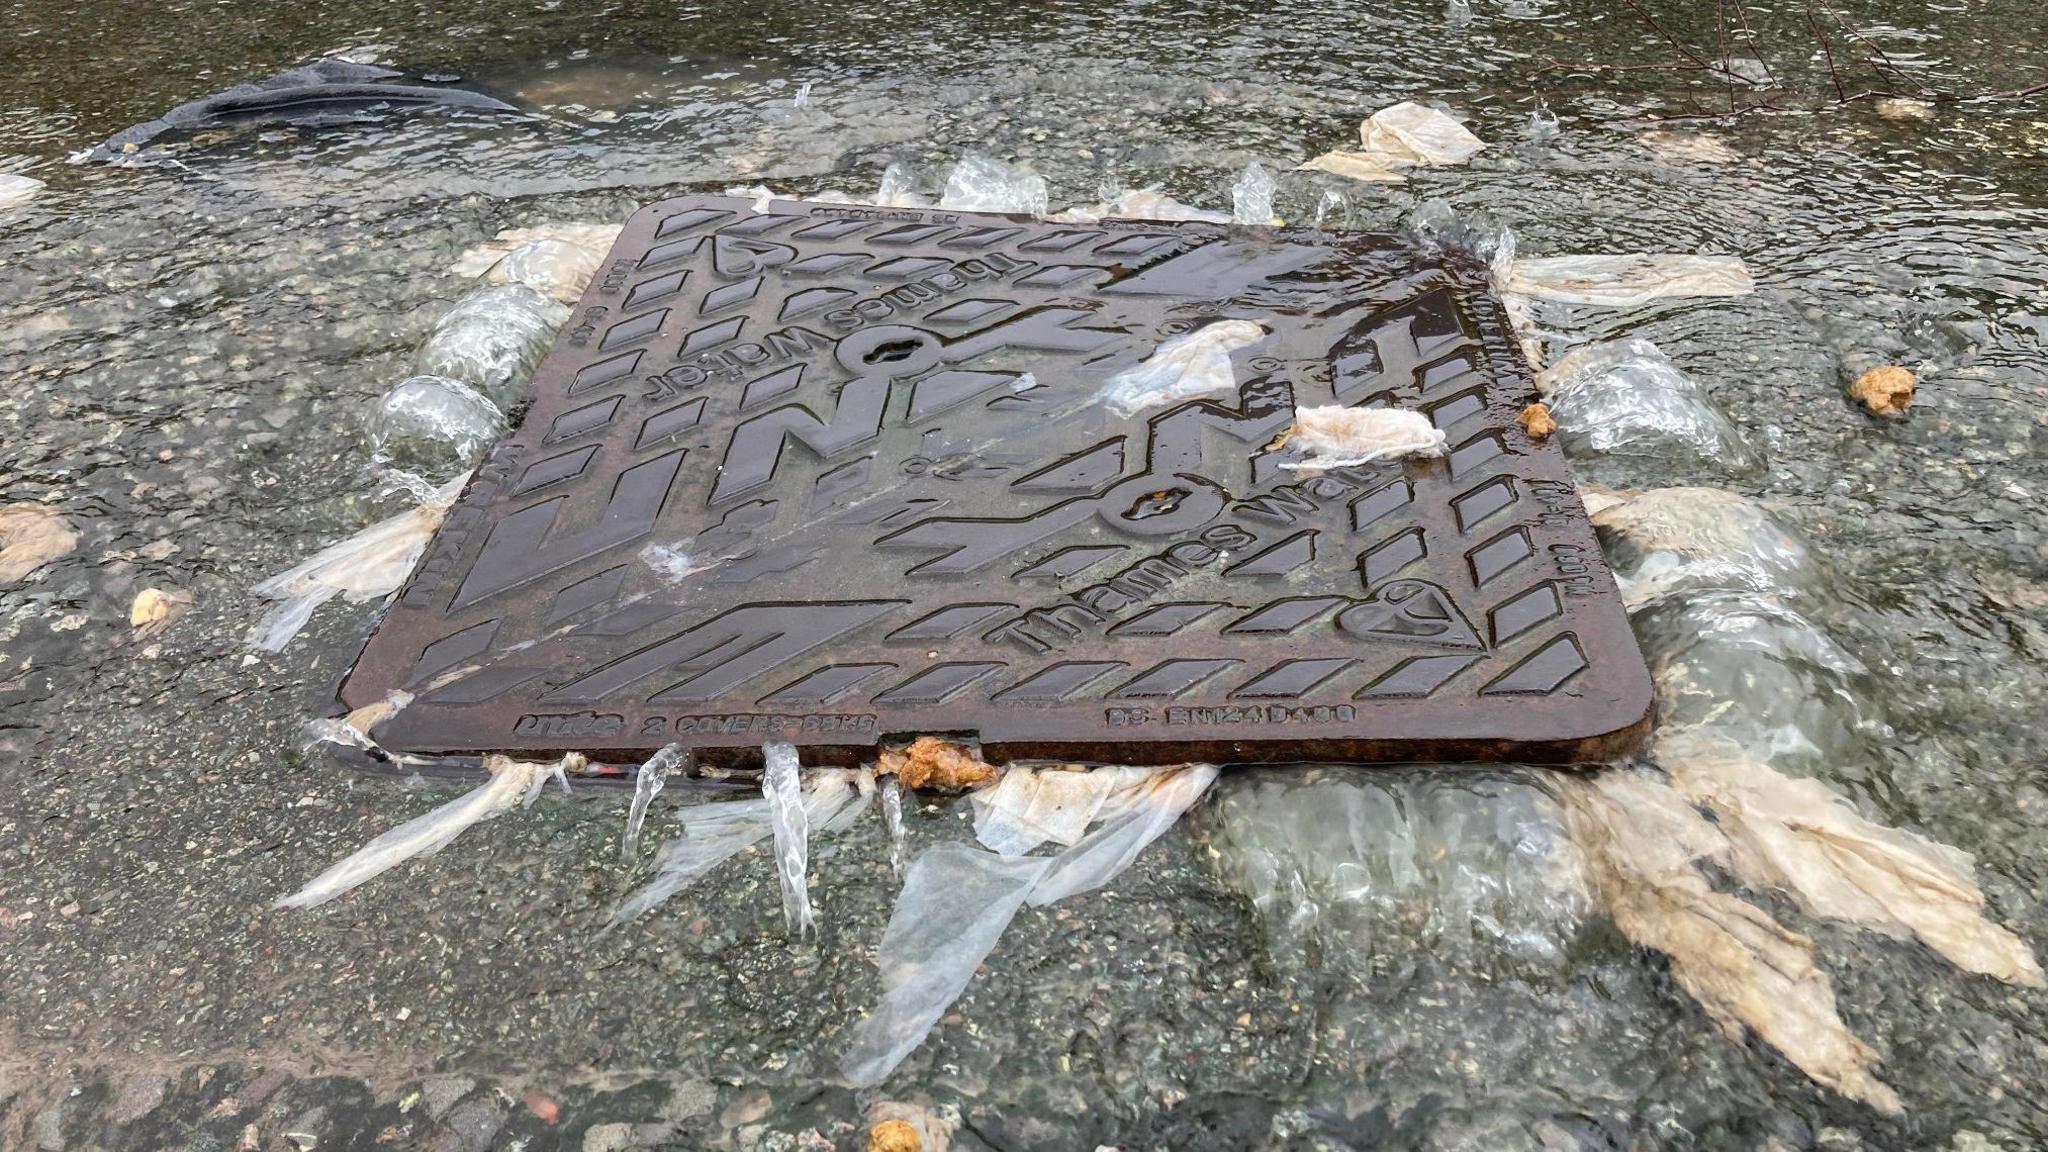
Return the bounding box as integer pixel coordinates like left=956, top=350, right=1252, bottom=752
left=3, top=1, right=2047, bottom=1149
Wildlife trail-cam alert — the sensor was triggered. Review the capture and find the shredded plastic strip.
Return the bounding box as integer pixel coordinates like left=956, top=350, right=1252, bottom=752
left=764, top=740, right=814, bottom=937
left=1657, top=731, right=2045, bottom=988
left=842, top=763, right=1217, bottom=1087
left=1557, top=769, right=1902, bottom=1114
left=274, top=754, right=583, bottom=910
left=611, top=760, right=872, bottom=926
left=622, top=744, right=686, bottom=863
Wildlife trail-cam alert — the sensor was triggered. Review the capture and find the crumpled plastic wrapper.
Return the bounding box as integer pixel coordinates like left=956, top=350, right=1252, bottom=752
left=1299, top=101, right=1487, bottom=182
left=1100, top=321, right=1268, bottom=418
left=1277, top=405, right=1448, bottom=469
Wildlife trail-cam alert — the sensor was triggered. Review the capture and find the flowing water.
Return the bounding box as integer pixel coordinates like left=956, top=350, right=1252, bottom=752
left=3, top=1, right=2048, bottom=1148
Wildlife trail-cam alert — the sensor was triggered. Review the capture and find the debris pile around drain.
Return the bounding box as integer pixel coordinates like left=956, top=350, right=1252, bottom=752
left=252, top=174, right=1997, bottom=1113
left=275, top=732, right=1216, bottom=1089
left=1274, top=404, right=1448, bottom=469
left=1548, top=484, right=2045, bottom=1113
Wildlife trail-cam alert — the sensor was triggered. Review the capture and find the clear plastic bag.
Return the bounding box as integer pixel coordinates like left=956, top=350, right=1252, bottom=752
left=366, top=374, right=505, bottom=468
left=1635, top=590, right=1883, bottom=770
left=1542, top=339, right=1763, bottom=473
left=838, top=844, right=1053, bottom=1088
left=1592, top=487, right=1818, bottom=609
left=1212, top=770, right=1587, bottom=974
left=763, top=740, right=814, bottom=936
left=938, top=154, right=1048, bottom=216
left=451, top=223, right=623, bottom=303
left=413, top=283, right=568, bottom=408
left=1360, top=101, right=1486, bottom=166
left=1046, top=187, right=1232, bottom=224
left=1557, top=768, right=1903, bottom=1115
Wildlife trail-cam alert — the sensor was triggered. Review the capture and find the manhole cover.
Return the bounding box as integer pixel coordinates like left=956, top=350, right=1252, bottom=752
left=342, top=194, right=1651, bottom=767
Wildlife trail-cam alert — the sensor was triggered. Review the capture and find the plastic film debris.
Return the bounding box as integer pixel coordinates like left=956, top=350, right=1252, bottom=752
left=611, top=760, right=872, bottom=926
left=622, top=744, right=687, bottom=863
left=275, top=754, right=585, bottom=910
left=1558, top=769, right=1903, bottom=1115
left=1230, top=161, right=1278, bottom=225
left=1540, top=339, right=1762, bottom=473
left=1505, top=254, right=1754, bottom=307
left=937, top=154, right=1048, bottom=216
left=1277, top=405, right=1448, bottom=470
left=1101, top=321, right=1268, bottom=418
left=1658, top=731, right=2045, bottom=988
left=763, top=740, right=814, bottom=937
left=841, top=764, right=1217, bottom=1087
left=248, top=472, right=469, bottom=652
left=1299, top=101, right=1486, bottom=182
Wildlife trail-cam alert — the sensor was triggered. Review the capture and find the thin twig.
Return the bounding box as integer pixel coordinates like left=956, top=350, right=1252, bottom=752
left=1808, top=1, right=1847, bottom=103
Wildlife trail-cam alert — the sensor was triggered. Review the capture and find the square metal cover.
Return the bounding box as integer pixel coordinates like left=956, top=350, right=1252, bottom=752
left=340, top=194, right=1652, bottom=767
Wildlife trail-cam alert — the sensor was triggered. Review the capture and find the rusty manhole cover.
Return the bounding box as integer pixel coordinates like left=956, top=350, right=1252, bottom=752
left=341, top=194, right=1651, bottom=766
